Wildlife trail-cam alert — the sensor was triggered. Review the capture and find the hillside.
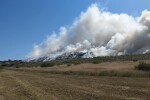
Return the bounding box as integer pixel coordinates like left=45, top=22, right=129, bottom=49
left=1, top=53, right=150, bottom=68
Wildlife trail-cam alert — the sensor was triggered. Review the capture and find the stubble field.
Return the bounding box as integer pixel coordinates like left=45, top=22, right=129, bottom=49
left=0, top=61, right=150, bottom=100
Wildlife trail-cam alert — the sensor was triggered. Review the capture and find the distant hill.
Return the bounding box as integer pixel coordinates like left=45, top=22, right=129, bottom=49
left=27, top=52, right=150, bottom=62
left=1, top=53, right=150, bottom=68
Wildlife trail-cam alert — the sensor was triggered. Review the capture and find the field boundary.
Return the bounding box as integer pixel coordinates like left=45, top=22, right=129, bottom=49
left=6, top=68, right=150, bottom=78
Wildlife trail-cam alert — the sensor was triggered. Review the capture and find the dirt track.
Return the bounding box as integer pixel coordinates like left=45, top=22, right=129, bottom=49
left=0, top=69, right=150, bottom=100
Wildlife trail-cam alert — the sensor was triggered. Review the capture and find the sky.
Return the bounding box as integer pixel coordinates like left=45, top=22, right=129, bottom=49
left=0, top=0, right=150, bottom=60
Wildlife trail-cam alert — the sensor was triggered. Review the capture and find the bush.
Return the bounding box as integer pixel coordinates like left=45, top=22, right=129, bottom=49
left=40, top=62, right=55, bottom=67
left=1, top=63, right=7, bottom=67
left=135, top=62, right=150, bottom=71
left=73, top=62, right=80, bottom=65
left=0, top=66, right=3, bottom=70
left=92, top=61, right=100, bottom=64
left=15, top=66, right=20, bottom=68
left=132, top=58, right=138, bottom=62
left=67, top=63, right=71, bottom=66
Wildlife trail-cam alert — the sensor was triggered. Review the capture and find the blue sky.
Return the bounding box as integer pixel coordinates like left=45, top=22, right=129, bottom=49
left=0, top=0, right=150, bottom=60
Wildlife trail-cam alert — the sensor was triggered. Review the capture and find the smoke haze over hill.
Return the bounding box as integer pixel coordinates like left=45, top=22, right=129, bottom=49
left=28, top=4, right=150, bottom=60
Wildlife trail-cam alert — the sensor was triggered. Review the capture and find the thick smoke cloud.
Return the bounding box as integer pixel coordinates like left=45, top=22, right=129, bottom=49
left=28, top=4, right=150, bottom=59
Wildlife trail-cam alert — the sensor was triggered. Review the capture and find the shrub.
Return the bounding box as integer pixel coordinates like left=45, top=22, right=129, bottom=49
left=135, top=62, right=150, bottom=71
left=0, top=66, right=3, bottom=70
left=15, top=65, right=20, bottom=68
left=40, top=62, right=55, bottom=67
left=92, top=61, right=100, bottom=64
left=73, top=62, right=80, bottom=65
left=132, top=58, right=138, bottom=62
left=1, top=63, right=7, bottom=67
left=67, top=63, right=71, bottom=66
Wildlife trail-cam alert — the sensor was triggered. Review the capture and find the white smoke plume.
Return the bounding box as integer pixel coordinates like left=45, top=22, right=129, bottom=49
left=28, top=4, right=150, bottom=59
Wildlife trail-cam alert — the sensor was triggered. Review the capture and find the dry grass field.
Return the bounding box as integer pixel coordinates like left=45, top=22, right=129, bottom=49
left=0, top=61, right=150, bottom=100
left=11, top=60, right=150, bottom=72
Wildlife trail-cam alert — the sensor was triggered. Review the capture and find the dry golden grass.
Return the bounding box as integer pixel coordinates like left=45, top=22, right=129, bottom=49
left=11, top=60, right=150, bottom=72
left=0, top=70, right=150, bottom=100
left=0, top=61, right=150, bottom=100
